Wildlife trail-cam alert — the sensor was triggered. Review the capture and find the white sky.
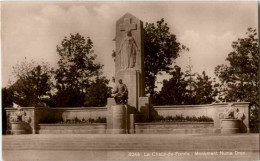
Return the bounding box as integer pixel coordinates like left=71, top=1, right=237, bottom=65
left=1, top=1, right=258, bottom=90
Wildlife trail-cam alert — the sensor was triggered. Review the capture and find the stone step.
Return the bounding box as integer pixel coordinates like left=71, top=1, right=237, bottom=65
left=39, top=124, right=106, bottom=130
left=3, top=144, right=254, bottom=151
left=38, top=129, right=106, bottom=134
left=135, top=128, right=215, bottom=134
left=37, top=128, right=215, bottom=134
left=135, top=123, right=214, bottom=129
left=37, top=123, right=215, bottom=134
left=3, top=134, right=259, bottom=151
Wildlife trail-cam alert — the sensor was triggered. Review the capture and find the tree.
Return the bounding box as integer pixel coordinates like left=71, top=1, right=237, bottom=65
left=144, top=18, right=188, bottom=99
left=154, top=65, right=188, bottom=105
left=184, top=57, right=197, bottom=104
left=155, top=68, right=218, bottom=105
left=84, top=77, right=112, bottom=107
left=2, top=88, right=14, bottom=134
left=193, top=71, right=218, bottom=104
left=53, top=33, right=103, bottom=107
left=2, top=88, right=13, bottom=108
left=215, top=28, right=259, bottom=132
left=9, top=58, right=53, bottom=106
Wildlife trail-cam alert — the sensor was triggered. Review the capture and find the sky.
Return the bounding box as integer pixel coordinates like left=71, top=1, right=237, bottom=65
left=1, top=1, right=258, bottom=90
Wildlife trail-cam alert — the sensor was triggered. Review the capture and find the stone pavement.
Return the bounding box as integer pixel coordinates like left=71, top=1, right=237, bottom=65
left=2, top=133, right=259, bottom=161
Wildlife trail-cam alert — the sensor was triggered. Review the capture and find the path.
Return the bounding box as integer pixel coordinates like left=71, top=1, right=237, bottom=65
left=3, top=133, right=259, bottom=161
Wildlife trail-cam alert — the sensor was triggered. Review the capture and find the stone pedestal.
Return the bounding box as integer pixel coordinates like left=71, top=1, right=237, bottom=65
left=11, top=122, right=30, bottom=134
left=111, top=105, right=126, bottom=134
left=213, top=102, right=250, bottom=133
left=221, top=119, right=241, bottom=134
left=106, top=70, right=150, bottom=134
left=5, top=107, right=49, bottom=134
left=106, top=103, right=139, bottom=134
left=106, top=98, right=116, bottom=133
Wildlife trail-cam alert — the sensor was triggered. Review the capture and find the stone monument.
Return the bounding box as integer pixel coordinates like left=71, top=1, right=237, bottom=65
left=115, top=13, right=145, bottom=108
left=107, top=13, right=150, bottom=134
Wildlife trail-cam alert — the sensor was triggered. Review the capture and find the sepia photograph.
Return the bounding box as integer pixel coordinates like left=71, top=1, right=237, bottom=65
left=1, top=1, right=259, bottom=161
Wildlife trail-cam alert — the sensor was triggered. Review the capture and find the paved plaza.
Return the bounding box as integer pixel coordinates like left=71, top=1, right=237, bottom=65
left=2, top=133, right=259, bottom=161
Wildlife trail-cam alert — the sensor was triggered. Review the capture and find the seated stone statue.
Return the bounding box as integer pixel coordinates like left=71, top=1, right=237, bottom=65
left=113, top=79, right=128, bottom=105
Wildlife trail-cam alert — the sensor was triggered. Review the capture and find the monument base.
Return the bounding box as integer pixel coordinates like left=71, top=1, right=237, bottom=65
left=111, top=129, right=126, bottom=134
left=111, top=105, right=126, bottom=134
left=106, top=95, right=151, bottom=134
left=116, top=70, right=140, bottom=108
left=138, top=97, right=151, bottom=122
left=220, top=119, right=241, bottom=134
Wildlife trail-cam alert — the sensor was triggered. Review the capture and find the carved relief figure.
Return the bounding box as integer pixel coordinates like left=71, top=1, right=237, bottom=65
left=118, top=31, right=139, bottom=70
left=219, top=103, right=244, bottom=120
left=111, top=77, right=117, bottom=97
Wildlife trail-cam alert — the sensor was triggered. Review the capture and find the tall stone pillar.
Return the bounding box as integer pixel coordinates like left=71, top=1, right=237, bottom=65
left=106, top=13, right=150, bottom=134
left=115, top=13, right=145, bottom=108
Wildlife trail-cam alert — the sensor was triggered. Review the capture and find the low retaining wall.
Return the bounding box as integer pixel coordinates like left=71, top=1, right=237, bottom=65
left=37, top=122, right=214, bottom=134
left=153, top=103, right=250, bottom=133
left=38, top=123, right=106, bottom=134
left=5, top=102, right=250, bottom=134
left=42, top=107, right=107, bottom=123
left=5, top=107, right=107, bottom=134
left=153, top=104, right=214, bottom=118
left=134, top=122, right=214, bottom=134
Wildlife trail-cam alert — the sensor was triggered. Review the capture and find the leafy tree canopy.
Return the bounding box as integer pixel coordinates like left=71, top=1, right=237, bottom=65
left=2, top=87, right=13, bottom=108
left=184, top=60, right=197, bottom=104
left=215, top=28, right=258, bottom=103
left=52, top=33, right=106, bottom=107
left=193, top=71, right=218, bottom=104
left=144, top=18, right=188, bottom=99
left=215, top=28, right=259, bottom=132
left=154, top=66, right=217, bottom=105
left=84, top=76, right=112, bottom=107
left=8, top=58, right=53, bottom=106
left=154, top=65, right=187, bottom=105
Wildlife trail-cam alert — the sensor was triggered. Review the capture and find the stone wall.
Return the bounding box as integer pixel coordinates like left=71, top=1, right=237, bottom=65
left=38, top=123, right=106, bottom=134
left=5, top=102, right=250, bottom=134
left=5, top=107, right=107, bottom=134
left=134, top=122, right=214, bottom=134
left=153, top=102, right=250, bottom=133
left=44, top=107, right=107, bottom=122
left=153, top=104, right=214, bottom=118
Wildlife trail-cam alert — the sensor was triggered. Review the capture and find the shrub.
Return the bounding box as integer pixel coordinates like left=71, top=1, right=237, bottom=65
left=42, top=116, right=107, bottom=124
left=151, top=114, right=213, bottom=122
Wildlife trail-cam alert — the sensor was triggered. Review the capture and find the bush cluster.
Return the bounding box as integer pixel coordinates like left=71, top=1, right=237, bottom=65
left=64, top=117, right=106, bottom=124
left=44, top=117, right=107, bottom=124
left=151, top=114, right=213, bottom=122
